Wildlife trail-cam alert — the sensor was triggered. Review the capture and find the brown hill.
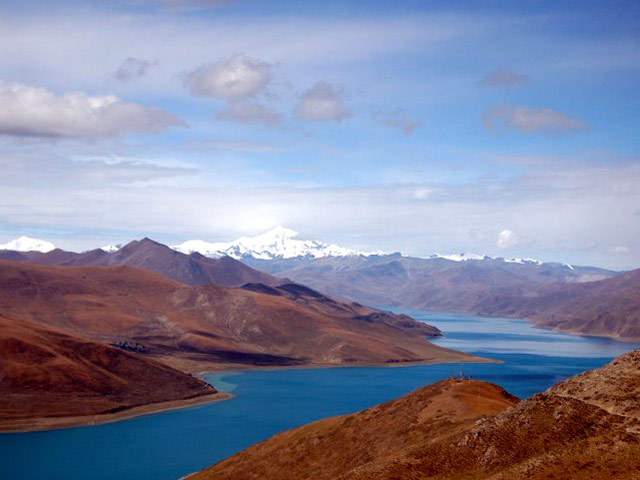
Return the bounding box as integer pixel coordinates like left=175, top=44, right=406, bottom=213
left=476, top=268, right=640, bottom=340
left=0, top=259, right=468, bottom=371
left=189, top=349, right=640, bottom=480
left=0, top=250, right=29, bottom=262
left=0, top=314, right=218, bottom=431
left=20, top=238, right=280, bottom=288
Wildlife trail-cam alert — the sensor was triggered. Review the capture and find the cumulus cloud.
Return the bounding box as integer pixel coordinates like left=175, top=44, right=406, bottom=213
left=375, top=109, right=421, bottom=135
left=497, top=229, right=518, bottom=249
left=0, top=80, right=183, bottom=138
left=112, top=57, right=157, bottom=82
left=183, top=54, right=272, bottom=100
left=480, top=69, right=529, bottom=88
left=484, top=104, right=587, bottom=134
left=294, top=82, right=351, bottom=122
left=216, top=101, right=281, bottom=126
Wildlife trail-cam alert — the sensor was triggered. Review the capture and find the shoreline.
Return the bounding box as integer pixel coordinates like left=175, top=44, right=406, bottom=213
left=533, top=323, right=640, bottom=344
left=0, top=391, right=233, bottom=434
left=0, top=354, right=496, bottom=434
left=195, top=354, right=499, bottom=375
left=403, top=308, right=640, bottom=344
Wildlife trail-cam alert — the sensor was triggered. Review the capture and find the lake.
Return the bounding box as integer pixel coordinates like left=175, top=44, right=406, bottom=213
left=1, top=311, right=637, bottom=480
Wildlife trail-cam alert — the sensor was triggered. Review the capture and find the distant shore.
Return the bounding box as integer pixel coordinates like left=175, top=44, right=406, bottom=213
left=194, top=355, right=499, bottom=375
left=0, top=391, right=233, bottom=434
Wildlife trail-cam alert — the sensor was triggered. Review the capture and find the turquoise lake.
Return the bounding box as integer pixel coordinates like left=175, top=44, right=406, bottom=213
left=1, top=311, right=638, bottom=480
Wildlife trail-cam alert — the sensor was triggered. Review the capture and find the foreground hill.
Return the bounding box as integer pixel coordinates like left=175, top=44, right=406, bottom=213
left=476, top=268, right=640, bottom=341
left=0, top=314, right=219, bottom=432
left=1, top=237, right=279, bottom=288
left=0, top=260, right=463, bottom=371
left=190, top=349, right=640, bottom=480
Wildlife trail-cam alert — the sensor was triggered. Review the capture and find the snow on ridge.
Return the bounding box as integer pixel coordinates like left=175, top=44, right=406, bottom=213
left=0, top=236, right=55, bottom=253
left=172, top=226, right=382, bottom=260
left=100, top=243, right=123, bottom=253
left=172, top=227, right=573, bottom=267
left=503, top=257, right=543, bottom=265
left=430, top=252, right=488, bottom=262
left=429, top=252, right=569, bottom=267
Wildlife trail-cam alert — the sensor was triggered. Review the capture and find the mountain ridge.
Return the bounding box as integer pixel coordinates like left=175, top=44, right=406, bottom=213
left=0, top=237, right=281, bottom=288
left=1, top=228, right=605, bottom=270
left=0, top=259, right=463, bottom=371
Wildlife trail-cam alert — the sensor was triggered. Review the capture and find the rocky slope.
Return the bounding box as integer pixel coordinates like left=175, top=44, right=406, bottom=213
left=189, top=349, right=640, bottom=480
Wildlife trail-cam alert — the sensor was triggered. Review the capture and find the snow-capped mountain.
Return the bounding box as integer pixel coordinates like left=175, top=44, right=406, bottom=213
left=428, top=253, right=565, bottom=267
left=173, top=226, right=382, bottom=260
left=0, top=236, right=55, bottom=253
left=429, top=253, right=489, bottom=262
left=100, top=244, right=123, bottom=253
left=172, top=227, right=575, bottom=268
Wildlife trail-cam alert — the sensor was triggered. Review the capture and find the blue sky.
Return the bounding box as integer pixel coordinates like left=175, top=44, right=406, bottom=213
left=0, top=0, right=638, bottom=268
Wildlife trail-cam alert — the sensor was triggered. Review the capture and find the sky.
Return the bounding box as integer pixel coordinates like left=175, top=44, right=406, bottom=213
left=0, top=0, right=638, bottom=269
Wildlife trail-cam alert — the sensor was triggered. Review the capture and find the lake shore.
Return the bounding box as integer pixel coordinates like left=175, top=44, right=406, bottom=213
left=0, top=391, right=233, bottom=434
left=0, top=352, right=496, bottom=434
left=194, top=354, right=499, bottom=375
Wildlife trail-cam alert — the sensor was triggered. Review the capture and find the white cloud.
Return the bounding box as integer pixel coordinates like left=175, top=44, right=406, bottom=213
left=294, top=82, right=351, bottom=122
left=183, top=54, right=272, bottom=100
left=0, top=11, right=467, bottom=99
left=113, top=57, right=157, bottom=82
left=497, top=229, right=518, bottom=249
left=609, top=245, right=630, bottom=254
left=216, top=101, right=281, bottom=126
left=375, top=109, right=421, bottom=135
left=484, top=105, right=587, bottom=134
left=0, top=80, right=182, bottom=138
left=1, top=152, right=639, bottom=268
left=480, top=69, right=529, bottom=88
left=413, top=188, right=432, bottom=200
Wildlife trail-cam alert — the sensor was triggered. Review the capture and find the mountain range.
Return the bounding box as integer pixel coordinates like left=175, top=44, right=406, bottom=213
left=0, top=256, right=473, bottom=430
left=0, top=237, right=280, bottom=288
left=475, top=267, right=640, bottom=340
left=172, top=226, right=382, bottom=260
left=1, top=229, right=638, bottom=340
left=188, top=348, right=640, bottom=480
left=0, top=236, right=55, bottom=253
